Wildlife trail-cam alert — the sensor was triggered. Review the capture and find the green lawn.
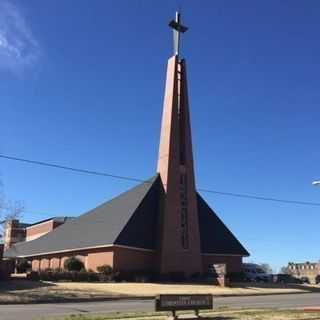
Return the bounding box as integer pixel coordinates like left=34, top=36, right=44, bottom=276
left=46, top=309, right=320, bottom=320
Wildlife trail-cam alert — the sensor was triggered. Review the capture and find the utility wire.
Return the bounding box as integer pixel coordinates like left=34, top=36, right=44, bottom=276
left=1, top=153, right=320, bottom=207
left=0, top=154, right=144, bottom=183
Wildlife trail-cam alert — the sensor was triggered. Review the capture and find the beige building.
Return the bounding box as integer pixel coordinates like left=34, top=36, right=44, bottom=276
left=288, top=262, right=320, bottom=284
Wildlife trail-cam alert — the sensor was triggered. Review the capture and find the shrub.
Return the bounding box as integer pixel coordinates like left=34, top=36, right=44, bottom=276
left=227, top=272, right=247, bottom=282
left=168, top=272, right=186, bottom=282
left=113, top=270, right=155, bottom=282
left=63, top=257, right=84, bottom=272
left=190, top=272, right=201, bottom=280
left=87, top=270, right=99, bottom=282
left=27, top=271, right=39, bottom=281
left=97, top=265, right=113, bottom=275
left=16, top=258, right=31, bottom=273
left=38, top=270, right=99, bottom=282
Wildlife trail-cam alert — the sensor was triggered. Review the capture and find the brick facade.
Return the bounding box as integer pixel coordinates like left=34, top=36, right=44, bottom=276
left=3, top=220, right=27, bottom=250
left=26, top=220, right=58, bottom=242
left=27, top=245, right=243, bottom=275
left=288, top=262, right=320, bottom=284
left=4, top=218, right=69, bottom=250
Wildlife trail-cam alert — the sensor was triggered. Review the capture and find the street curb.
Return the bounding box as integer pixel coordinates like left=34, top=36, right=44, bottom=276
left=303, top=307, right=320, bottom=312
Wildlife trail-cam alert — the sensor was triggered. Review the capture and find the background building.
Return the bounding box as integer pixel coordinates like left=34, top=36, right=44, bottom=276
left=287, top=261, right=320, bottom=284
left=3, top=217, right=71, bottom=250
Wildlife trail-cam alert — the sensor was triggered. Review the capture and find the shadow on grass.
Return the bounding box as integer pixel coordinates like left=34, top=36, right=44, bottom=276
left=178, top=316, right=237, bottom=320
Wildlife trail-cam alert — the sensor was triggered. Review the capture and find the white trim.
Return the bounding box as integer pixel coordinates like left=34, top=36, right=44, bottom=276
left=14, top=244, right=155, bottom=258
left=115, top=245, right=155, bottom=253
left=202, top=253, right=247, bottom=257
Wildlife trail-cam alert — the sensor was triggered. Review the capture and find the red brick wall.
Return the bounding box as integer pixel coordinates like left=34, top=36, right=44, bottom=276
left=29, top=246, right=156, bottom=273
left=40, top=258, right=50, bottom=270
left=26, top=220, right=55, bottom=241
left=202, top=255, right=243, bottom=274
left=32, top=259, right=40, bottom=271
left=113, top=246, right=155, bottom=272
left=87, top=249, right=113, bottom=271
left=4, top=220, right=26, bottom=250
left=29, top=248, right=243, bottom=275
left=50, top=257, right=61, bottom=269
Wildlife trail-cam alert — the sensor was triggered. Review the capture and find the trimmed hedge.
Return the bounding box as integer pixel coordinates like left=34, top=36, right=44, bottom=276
left=38, top=269, right=157, bottom=283
left=227, top=272, right=247, bottom=282
left=39, top=270, right=99, bottom=282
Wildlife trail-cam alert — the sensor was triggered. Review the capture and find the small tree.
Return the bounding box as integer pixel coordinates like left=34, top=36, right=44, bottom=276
left=64, top=257, right=84, bottom=272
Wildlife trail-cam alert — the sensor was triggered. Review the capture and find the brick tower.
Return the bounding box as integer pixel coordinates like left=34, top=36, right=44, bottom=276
left=157, top=12, right=202, bottom=275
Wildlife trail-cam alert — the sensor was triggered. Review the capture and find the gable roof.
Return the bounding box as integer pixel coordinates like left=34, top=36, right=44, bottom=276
left=197, top=193, right=249, bottom=256
left=4, top=177, right=249, bottom=259
left=4, top=175, right=160, bottom=258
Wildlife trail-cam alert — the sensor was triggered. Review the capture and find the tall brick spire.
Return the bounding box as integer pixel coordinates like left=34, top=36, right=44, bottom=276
left=157, top=13, right=202, bottom=275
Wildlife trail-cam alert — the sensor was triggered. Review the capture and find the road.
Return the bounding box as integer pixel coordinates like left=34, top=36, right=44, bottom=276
left=1, top=293, right=320, bottom=320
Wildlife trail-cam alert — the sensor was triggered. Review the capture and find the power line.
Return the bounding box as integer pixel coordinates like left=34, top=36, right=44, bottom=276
left=197, top=188, right=320, bottom=207
left=0, top=154, right=144, bottom=183
left=1, top=153, right=320, bottom=207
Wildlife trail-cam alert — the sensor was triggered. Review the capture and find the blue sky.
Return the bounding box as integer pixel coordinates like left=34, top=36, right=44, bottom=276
left=1, top=0, right=320, bottom=271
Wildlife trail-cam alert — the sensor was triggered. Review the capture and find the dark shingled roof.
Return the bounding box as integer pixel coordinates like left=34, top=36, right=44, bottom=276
left=4, top=175, right=249, bottom=258
left=4, top=175, right=160, bottom=258
left=197, top=193, right=249, bottom=256
left=26, top=217, right=74, bottom=228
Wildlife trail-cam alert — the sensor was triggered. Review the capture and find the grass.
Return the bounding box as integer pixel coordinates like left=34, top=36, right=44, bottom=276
left=44, top=309, right=320, bottom=320
left=1, top=280, right=320, bottom=304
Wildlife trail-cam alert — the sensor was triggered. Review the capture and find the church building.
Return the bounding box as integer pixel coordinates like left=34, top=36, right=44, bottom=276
left=4, top=13, right=249, bottom=276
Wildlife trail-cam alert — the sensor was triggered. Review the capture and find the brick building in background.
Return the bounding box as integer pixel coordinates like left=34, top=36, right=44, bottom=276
left=4, top=13, right=249, bottom=276
left=3, top=217, right=71, bottom=250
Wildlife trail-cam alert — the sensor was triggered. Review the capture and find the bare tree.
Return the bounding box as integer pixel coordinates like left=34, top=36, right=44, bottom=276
left=280, top=266, right=289, bottom=274
left=260, top=263, right=273, bottom=274
left=0, top=183, right=24, bottom=240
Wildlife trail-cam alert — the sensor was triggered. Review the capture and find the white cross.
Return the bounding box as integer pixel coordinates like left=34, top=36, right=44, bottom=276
left=169, top=12, right=188, bottom=56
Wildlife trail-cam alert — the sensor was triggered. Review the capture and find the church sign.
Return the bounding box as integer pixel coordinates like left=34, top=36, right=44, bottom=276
left=155, top=294, right=213, bottom=314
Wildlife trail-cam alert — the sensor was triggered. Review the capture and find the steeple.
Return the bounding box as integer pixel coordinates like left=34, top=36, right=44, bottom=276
left=157, top=12, right=202, bottom=275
